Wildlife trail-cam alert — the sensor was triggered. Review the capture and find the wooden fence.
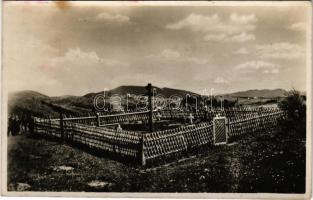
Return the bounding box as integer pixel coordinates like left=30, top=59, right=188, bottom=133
left=228, top=111, right=284, bottom=138
left=33, top=108, right=284, bottom=166
left=34, top=119, right=142, bottom=163
left=143, top=122, right=213, bottom=164
left=46, top=107, right=281, bottom=126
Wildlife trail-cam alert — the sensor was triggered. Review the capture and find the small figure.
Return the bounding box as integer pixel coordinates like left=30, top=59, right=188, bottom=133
left=8, top=115, right=13, bottom=136
left=28, top=116, right=35, bottom=135
left=11, top=115, right=20, bottom=136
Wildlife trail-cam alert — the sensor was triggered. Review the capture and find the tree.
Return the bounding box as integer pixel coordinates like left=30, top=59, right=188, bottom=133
left=278, top=90, right=306, bottom=138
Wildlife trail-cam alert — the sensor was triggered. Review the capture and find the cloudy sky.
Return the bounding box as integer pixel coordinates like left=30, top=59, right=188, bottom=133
left=4, top=2, right=309, bottom=96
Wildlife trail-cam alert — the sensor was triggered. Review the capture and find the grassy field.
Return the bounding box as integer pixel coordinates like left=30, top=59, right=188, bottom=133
left=7, top=129, right=305, bottom=193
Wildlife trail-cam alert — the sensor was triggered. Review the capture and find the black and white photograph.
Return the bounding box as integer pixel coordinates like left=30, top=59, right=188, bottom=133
left=1, top=1, right=312, bottom=199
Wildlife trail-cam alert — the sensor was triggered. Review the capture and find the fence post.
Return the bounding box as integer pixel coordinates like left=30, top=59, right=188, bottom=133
left=96, top=112, right=100, bottom=126
left=139, top=132, right=146, bottom=166
left=60, top=112, right=64, bottom=142
left=226, top=117, right=229, bottom=143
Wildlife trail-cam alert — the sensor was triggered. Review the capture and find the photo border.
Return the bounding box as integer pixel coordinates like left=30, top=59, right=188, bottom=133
left=1, top=1, right=312, bottom=199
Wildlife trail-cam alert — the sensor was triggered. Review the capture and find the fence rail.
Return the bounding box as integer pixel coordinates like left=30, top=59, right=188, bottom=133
left=45, top=108, right=281, bottom=126
left=228, top=111, right=284, bottom=137
left=33, top=108, right=284, bottom=165
left=144, top=122, right=213, bottom=161
left=34, top=119, right=141, bottom=162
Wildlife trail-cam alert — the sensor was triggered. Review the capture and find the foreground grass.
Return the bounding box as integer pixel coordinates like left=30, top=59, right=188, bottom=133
left=7, top=130, right=305, bottom=193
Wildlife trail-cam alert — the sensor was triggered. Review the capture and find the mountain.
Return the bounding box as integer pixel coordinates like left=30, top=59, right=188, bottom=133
left=9, top=90, right=49, bottom=101
left=8, top=90, right=58, bottom=117
left=8, top=90, right=92, bottom=117
left=84, top=85, right=200, bottom=99
left=8, top=86, right=200, bottom=117
left=225, top=89, right=287, bottom=98
left=160, top=87, right=199, bottom=98
left=8, top=87, right=288, bottom=117
left=110, top=85, right=156, bottom=96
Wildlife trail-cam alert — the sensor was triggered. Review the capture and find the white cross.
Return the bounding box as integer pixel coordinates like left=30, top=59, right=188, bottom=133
left=188, top=113, right=194, bottom=124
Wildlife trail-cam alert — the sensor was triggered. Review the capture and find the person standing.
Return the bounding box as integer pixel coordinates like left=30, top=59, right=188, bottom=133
left=8, top=115, right=13, bottom=136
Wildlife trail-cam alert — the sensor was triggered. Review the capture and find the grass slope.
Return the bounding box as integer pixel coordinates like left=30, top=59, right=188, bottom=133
left=7, top=129, right=305, bottom=193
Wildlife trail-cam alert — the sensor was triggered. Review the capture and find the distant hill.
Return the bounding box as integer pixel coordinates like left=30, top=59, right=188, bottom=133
left=8, top=90, right=57, bottom=117
left=110, top=85, right=156, bottom=96
left=85, top=85, right=200, bottom=99
left=82, top=85, right=149, bottom=99
left=160, top=87, right=199, bottom=98
left=8, top=87, right=288, bottom=117
left=225, top=89, right=287, bottom=98
left=8, top=90, right=90, bottom=117
left=8, top=86, right=200, bottom=117
left=9, top=90, right=49, bottom=101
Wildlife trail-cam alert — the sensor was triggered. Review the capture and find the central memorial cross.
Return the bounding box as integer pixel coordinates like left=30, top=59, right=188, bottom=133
left=145, top=83, right=154, bottom=133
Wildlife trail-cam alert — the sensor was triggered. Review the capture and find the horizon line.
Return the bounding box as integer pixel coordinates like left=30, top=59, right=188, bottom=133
left=7, top=86, right=304, bottom=98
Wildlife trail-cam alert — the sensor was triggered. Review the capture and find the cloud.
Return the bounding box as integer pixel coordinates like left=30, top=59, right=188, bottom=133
left=166, top=13, right=220, bottom=32
left=214, top=77, right=229, bottom=84
left=51, top=48, right=101, bottom=66
left=27, top=38, right=59, bottom=55
left=80, top=12, right=130, bottom=24
left=204, top=32, right=255, bottom=42
left=146, top=48, right=208, bottom=65
left=289, top=22, right=306, bottom=32
left=165, top=13, right=256, bottom=35
left=203, top=33, right=227, bottom=42
left=43, top=48, right=130, bottom=94
left=27, top=47, right=130, bottom=95
left=230, top=32, right=255, bottom=42
left=110, top=73, right=174, bottom=89
left=234, top=47, right=249, bottom=54
left=146, top=48, right=180, bottom=59
left=95, top=12, right=130, bottom=23
left=256, top=42, right=305, bottom=60
left=168, top=13, right=257, bottom=43
left=50, top=48, right=129, bottom=69
left=186, top=57, right=208, bottom=65
left=235, top=60, right=280, bottom=74
left=236, top=60, right=278, bottom=70
left=263, top=68, right=279, bottom=74
left=5, top=37, right=60, bottom=92
left=230, top=13, right=257, bottom=24
left=160, top=49, right=181, bottom=59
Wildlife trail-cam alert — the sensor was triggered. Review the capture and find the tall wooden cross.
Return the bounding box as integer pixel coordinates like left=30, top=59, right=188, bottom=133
left=145, top=83, right=154, bottom=133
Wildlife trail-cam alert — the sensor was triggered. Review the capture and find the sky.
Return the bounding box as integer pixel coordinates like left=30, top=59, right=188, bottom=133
left=3, top=2, right=310, bottom=96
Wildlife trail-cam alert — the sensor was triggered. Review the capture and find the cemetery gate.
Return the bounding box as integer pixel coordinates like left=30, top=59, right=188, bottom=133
left=213, top=116, right=228, bottom=145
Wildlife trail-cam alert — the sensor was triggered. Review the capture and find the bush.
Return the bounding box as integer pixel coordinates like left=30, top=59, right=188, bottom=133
left=278, top=90, right=306, bottom=138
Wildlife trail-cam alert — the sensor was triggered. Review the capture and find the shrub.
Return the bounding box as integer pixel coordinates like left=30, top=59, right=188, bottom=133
left=278, top=90, right=306, bottom=138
